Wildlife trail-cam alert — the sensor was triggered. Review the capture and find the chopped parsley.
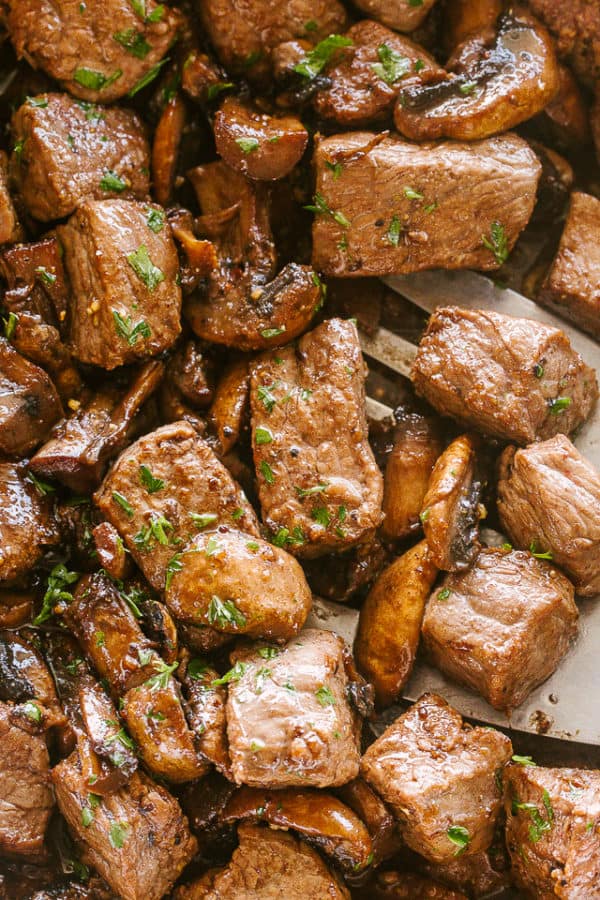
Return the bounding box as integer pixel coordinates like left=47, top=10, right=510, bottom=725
left=100, top=169, right=127, bottom=192
left=437, top=587, right=451, bottom=601
left=548, top=396, right=571, bottom=415
left=255, top=427, right=273, bottom=445
left=325, top=160, right=343, bottom=180
left=144, top=659, right=178, bottom=691
left=404, top=186, right=424, bottom=200
left=73, top=67, right=122, bottom=91
left=305, top=192, right=350, bottom=229
left=126, top=244, right=164, bottom=291
left=206, top=81, right=234, bottom=101
left=272, top=526, right=305, bottom=548
left=512, top=790, right=554, bottom=843
left=26, top=471, right=56, bottom=496
left=35, top=266, right=57, bottom=286
left=419, top=507, right=430, bottom=523
left=34, top=564, right=79, bottom=625
left=236, top=137, right=259, bottom=154
left=258, top=647, right=279, bottom=659
left=112, top=491, right=134, bottom=517
left=26, top=96, right=48, bottom=107
left=311, top=506, right=330, bottom=527
left=211, top=661, right=248, bottom=686
left=207, top=595, right=247, bottom=630
left=257, top=383, right=279, bottom=413
left=127, top=59, right=169, bottom=97
left=372, top=43, right=411, bottom=84
left=139, top=464, right=164, bottom=494
left=529, top=542, right=553, bottom=560
left=146, top=207, right=165, bottom=233
left=512, top=755, right=537, bottom=767
left=482, top=222, right=509, bottom=265
left=296, top=482, right=328, bottom=498
left=189, top=512, right=218, bottom=529
left=109, top=822, right=129, bottom=850
left=459, top=81, right=477, bottom=95
left=293, top=35, right=353, bottom=80
left=95, top=631, right=105, bottom=647
left=260, top=461, right=276, bottom=484
left=315, top=685, right=336, bottom=706
left=131, top=0, right=165, bottom=22
left=260, top=326, right=286, bottom=339
left=187, top=658, right=208, bottom=680
left=112, top=310, right=152, bottom=346
left=3, top=311, right=18, bottom=340
left=447, top=825, right=470, bottom=856
left=22, top=701, right=42, bottom=723
left=113, top=29, right=151, bottom=59
left=387, top=215, right=402, bottom=247
left=534, top=362, right=545, bottom=379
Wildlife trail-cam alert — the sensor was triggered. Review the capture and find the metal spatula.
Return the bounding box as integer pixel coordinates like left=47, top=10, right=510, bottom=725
left=309, top=269, right=600, bottom=746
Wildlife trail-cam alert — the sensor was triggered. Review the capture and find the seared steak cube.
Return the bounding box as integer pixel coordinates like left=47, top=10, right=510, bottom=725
left=52, top=744, right=197, bottom=900
left=94, top=421, right=259, bottom=592
left=538, top=192, right=600, bottom=340
left=311, top=133, right=540, bottom=277
left=197, top=0, right=347, bottom=80
left=12, top=93, right=150, bottom=222
left=498, top=435, right=600, bottom=597
left=422, top=549, right=579, bottom=709
left=250, top=318, right=383, bottom=558
left=0, top=700, right=54, bottom=858
left=361, top=693, right=512, bottom=863
left=58, top=199, right=181, bottom=369
left=0, top=337, right=62, bottom=457
left=6, top=0, right=182, bottom=103
left=0, top=462, right=60, bottom=584
left=527, top=0, right=600, bottom=86
left=0, top=151, right=21, bottom=244
left=175, top=823, right=350, bottom=899
left=226, top=629, right=362, bottom=788
left=412, top=306, right=598, bottom=445
left=352, top=0, right=438, bottom=33
left=504, top=763, right=600, bottom=897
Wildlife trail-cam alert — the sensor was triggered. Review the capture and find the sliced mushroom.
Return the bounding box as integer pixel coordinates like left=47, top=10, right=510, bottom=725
left=79, top=679, right=138, bottom=788
left=0, top=590, right=33, bottom=628
left=0, top=630, right=65, bottom=732
left=0, top=336, right=63, bottom=457
left=207, top=357, right=249, bottom=455
left=168, top=208, right=218, bottom=291
left=152, top=93, right=186, bottom=207
left=184, top=162, right=320, bottom=350
left=176, top=620, right=234, bottom=655
left=214, top=97, right=308, bottom=181
left=182, top=51, right=232, bottom=105
left=336, top=778, right=402, bottom=866
left=354, top=539, right=438, bottom=707
left=534, top=63, right=590, bottom=151
left=442, top=0, right=502, bottom=54
left=140, top=599, right=178, bottom=665
left=221, top=786, right=374, bottom=874
left=0, top=150, right=22, bottom=244
left=179, top=653, right=229, bottom=775
left=420, top=434, right=485, bottom=572
left=30, top=360, right=163, bottom=492
left=381, top=403, right=444, bottom=541
left=92, top=521, right=132, bottom=582
left=394, top=8, right=560, bottom=141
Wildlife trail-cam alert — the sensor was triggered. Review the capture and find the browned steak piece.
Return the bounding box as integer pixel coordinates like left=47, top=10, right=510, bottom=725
left=250, top=318, right=383, bottom=558
left=362, top=871, right=468, bottom=899
left=6, top=0, right=182, bottom=102
left=0, top=462, right=60, bottom=584
left=0, top=150, right=21, bottom=244
left=498, top=435, right=600, bottom=597
left=351, top=0, right=438, bottom=33
left=11, top=93, right=150, bottom=222
left=226, top=630, right=363, bottom=788
left=527, top=0, right=600, bottom=86
left=197, top=0, right=347, bottom=80
left=174, top=823, right=350, bottom=899
left=422, top=548, right=579, bottom=709
left=0, top=337, right=62, bottom=457
left=52, top=744, right=198, bottom=900
left=361, top=693, right=512, bottom=863
left=311, top=132, right=540, bottom=277
left=411, top=306, right=598, bottom=445
left=313, top=21, right=441, bottom=128
left=165, top=528, right=312, bottom=642
left=58, top=199, right=181, bottom=370
left=0, top=700, right=54, bottom=858
left=94, top=421, right=259, bottom=592
left=538, top=192, right=600, bottom=340
left=504, top=764, right=600, bottom=897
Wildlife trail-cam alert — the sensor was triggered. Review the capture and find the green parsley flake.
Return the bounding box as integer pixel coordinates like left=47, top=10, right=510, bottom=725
left=126, top=244, right=164, bottom=291
left=512, top=755, right=537, bottom=767
left=236, top=137, right=259, bottom=154
left=100, top=169, right=127, bottom=192
left=127, top=59, right=169, bottom=97
left=447, top=825, right=470, bottom=856
left=112, top=491, right=134, bottom=517
left=206, top=81, right=234, bottom=101
left=139, top=464, right=164, bottom=494
left=315, top=685, right=336, bottom=706
left=34, top=563, right=79, bottom=625
left=296, top=482, right=328, bottom=498
left=387, top=215, right=402, bottom=247
left=211, top=661, right=248, bottom=686
left=372, top=43, right=411, bottom=84
left=548, top=396, right=571, bottom=415
left=74, top=67, right=122, bottom=91
left=112, top=310, right=152, bottom=346
left=260, top=326, right=286, bottom=339
left=255, top=427, right=273, bottom=445
left=305, top=192, right=350, bottom=229
left=293, top=35, right=353, bottom=80
left=207, top=595, right=247, bottom=630
left=190, top=512, right=218, bottom=529
left=109, top=822, right=129, bottom=849
left=260, top=461, right=276, bottom=485
left=113, top=28, right=151, bottom=59
left=482, top=221, right=509, bottom=265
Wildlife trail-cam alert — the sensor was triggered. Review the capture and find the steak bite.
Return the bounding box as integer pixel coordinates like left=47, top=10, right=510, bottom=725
left=165, top=528, right=312, bottom=642
left=420, top=434, right=484, bottom=572
left=504, top=764, right=600, bottom=897
left=538, top=192, right=600, bottom=340
left=11, top=93, right=150, bottom=222
left=422, top=548, right=579, bottom=709
left=250, top=318, right=383, bottom=558
left=352, top=0, right=438, bottom=33
left=0, top=700, right=54, bottom=859
left=411, top=306, right=598, bottom=445
left=226, top=629, right=363, bottom=788
left=527, top=0, right=600, bottom=87
left=94, top=422, right=259, bottom=592
left=311, top=133, right=540, bottom=277
left=0, top=462, right=60, bottom=584
left=197, top=0, right=348, bottom=80
left=0, top=151, right=22, bottom=244
left=58, top=199, right=181, bottom=369
left=6, top=0, right=182, bottom=103
left=313, top=21, right=442, bottom=128
left=497, top=435, right=600, bottom=597
left=52, top=745, right=198, bottom=900
left=361, top=693, right=512, bottom=863
left=0, top=337, right=62, bottom=457
left=175, top=823, right=350, bottom=899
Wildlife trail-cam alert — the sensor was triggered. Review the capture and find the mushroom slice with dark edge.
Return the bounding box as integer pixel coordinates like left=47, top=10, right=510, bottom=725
left=0, top=462, right=60, bottom=584
left=214, top=97, right=308, bottom=181
left=179, top=654, right=229, bottom=775
left=0, top=336, right=62, bottom=457
left=184, top=161, right=321, bottom=350
left=337, top=778, right=402, bottom=867
left=394, top=8, right=560, bottom=141
left=30, top=360, right=164, bottom=493
left=78, top=679, right=138, bottom=786
left=420, top=433, right=485, bottom=571
left=221, top=786, right=373, bottom=875
left=152, top=93, right=186, bottom=207
left=0, top=630, right=65, bottom=732
left=207, top=357, right=249, bottom=456
left=0, top=150, right=22, bottom=244
left=164, top=527, right=312, bottom=642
